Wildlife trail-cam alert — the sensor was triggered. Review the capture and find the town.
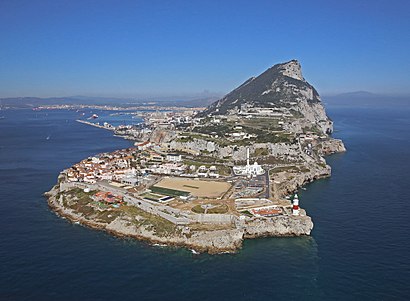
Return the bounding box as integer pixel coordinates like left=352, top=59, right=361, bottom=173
left=45, top=100, right=345, bottom=253
left=62, top=141, right=302, bottom=222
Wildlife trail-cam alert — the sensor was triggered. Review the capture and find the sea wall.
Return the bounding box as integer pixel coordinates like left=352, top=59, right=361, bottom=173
left=191, top=213, right=235, bottom=224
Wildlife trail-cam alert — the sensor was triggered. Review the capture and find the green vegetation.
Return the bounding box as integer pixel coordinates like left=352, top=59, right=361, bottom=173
left=94, top=210, right=121, bottom=223
left=241, top=117, right=281, bottom=130
left=140, top=192, right=164, bottom=202
left=65, top=188, right=95, bottom=213
left=183, top=159, right=232, bottom=176
left=182, top=116, right=295, bottom=146
left=290, top=109, right=304, bottom=118
left=269, top=165, right=311, bottom=175
left=121, top=205, right=177, bottom=237
left=183, top=159, right=211, bottom=168
left=188, top=222, right=233, bottom=231
left=253, top=147, right=269, bottom=157
left=299, top=166, right=311, bottom=173
left=64, top=188, right=178, bottom=237
left=270, top=165, right=299, bottom=173
left=252, top=130, right=295, bottom=144
left=257, top=156, right=294, bottom=165
left=193, top=123, right=232, bottom=136
left=176, top=132, right=231, bottom=146
left=64, top=188, right=122, bottom=220
left=174, top=137, right=193, bottom=143
left=216, top=165, right=232, bottom=176
left=191, top=204, right=228, bottom=214
left=240, top=210, right=253, bottom=217
left=302, top=125, right=322, bottom=135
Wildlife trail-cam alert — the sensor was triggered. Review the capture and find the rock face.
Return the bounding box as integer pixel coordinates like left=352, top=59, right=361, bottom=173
left=198, top=60, right=333, bottom=134
left=169, top=139, right=303, bottom=162
left=45, top=184, right=313, bottom=254
left=104, top=217, right=244, bottom=254
left=319, top=138, right=346, bottom=155
left=244, top=215, right=314, bottom=238
left=273, top=165, right=331, bottom=197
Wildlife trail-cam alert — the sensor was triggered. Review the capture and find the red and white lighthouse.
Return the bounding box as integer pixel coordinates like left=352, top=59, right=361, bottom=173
left=292, top=194, right=300, bottom=216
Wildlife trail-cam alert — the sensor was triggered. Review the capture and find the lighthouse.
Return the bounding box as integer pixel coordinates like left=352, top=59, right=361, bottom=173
left=292, top=194, right=300, bottom=216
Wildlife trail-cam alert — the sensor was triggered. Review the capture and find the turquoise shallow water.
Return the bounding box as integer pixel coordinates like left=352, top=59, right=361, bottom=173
left=0, top=105, right=409, bottom=300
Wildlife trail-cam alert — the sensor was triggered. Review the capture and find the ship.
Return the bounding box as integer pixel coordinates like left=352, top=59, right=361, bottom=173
left=88, top=114, right=99, bottom=119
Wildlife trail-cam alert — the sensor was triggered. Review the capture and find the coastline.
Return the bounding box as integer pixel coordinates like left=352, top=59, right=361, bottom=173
left=46, top=181, right=314, bottom=254
left=44, top=118, right=346, bottom=254
left=44, top=74, right=346, bottom=254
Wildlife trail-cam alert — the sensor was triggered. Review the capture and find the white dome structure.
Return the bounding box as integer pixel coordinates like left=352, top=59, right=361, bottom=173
left=233, top=148, right=265, bottom=177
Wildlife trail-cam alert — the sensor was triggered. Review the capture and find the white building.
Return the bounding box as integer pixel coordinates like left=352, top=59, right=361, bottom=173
left=166, top=153, right=182, bottom=162
left=151, top=163, right=186, bottom=175
left=233, top=148, right=265, bottom=177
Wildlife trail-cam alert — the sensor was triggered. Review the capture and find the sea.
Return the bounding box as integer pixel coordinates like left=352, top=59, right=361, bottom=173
left=0, top=104, right=409, bottom=300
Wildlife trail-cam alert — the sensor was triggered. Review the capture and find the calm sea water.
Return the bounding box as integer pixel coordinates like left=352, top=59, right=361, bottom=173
left=0, top=105, right=409, bottom=300
left=78, top=109, right=144, bottom=127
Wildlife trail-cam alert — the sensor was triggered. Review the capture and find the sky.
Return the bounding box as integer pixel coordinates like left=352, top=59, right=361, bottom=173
left=0, top=0, right=409, bottom=98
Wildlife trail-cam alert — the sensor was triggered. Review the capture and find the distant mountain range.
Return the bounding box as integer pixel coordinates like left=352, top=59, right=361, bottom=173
left=0, top=94, right=221, bottom=109
left=1, top=88, right=408, bottom=110
left=323, top=91, right=410, bottom=107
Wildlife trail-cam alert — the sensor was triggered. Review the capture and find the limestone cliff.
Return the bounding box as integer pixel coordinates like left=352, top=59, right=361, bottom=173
left=198, top=60, right=333, bottom=134
left=244, top=215, right=314, bottom=237
left=46, top=184, right=313, bottom=254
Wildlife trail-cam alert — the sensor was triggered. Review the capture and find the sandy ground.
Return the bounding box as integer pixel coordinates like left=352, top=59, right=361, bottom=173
left=155, top=177, right=231, bottom=198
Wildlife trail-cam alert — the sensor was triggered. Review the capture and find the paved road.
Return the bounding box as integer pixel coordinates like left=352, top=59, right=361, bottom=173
left=265, top=171, right=270, bottom=199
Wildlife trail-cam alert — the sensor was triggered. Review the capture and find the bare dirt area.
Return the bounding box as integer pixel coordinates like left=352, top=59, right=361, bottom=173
left=154, top=177, right=231, bottom=198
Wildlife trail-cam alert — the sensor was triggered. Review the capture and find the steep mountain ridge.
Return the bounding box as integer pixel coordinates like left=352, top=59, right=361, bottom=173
left=199, top=60, right=333, bottom=134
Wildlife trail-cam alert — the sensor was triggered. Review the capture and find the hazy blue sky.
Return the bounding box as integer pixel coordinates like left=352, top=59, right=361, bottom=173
left=0, top=0, right=409, bottom=98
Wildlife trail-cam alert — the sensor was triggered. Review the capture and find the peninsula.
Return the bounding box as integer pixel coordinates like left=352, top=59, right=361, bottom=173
left=46, top=60, right=345, bottom=253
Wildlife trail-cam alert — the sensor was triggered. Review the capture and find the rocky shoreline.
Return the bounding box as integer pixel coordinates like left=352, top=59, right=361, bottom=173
left=46, top=183, right=314, bottom=254
left=45, top=136, right=344, bottom=254
left=44, top=60, right=347, bottom=254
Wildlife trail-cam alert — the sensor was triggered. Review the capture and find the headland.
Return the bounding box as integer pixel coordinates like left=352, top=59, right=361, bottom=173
left=46, top=60, right=345, bottom=253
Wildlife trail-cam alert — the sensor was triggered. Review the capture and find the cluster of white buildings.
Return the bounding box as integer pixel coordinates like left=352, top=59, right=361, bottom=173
left=238, top=104, right=293, bottom=118
left=143, top=111, right=198, bottom=130
left=65, top=149, right=138, bottom=185
left=149, top=162, right=220, bottom=179
left=228, top=131, right=257, bottom=140
left=64, top=142, right=223, bottom=187
left=193, top=165, right=220, bottom=178
left=149, top=163, right=186, bottom=176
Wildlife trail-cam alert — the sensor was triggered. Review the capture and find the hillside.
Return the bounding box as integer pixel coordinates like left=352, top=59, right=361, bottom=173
left=198, top=60, right=333, bottom=134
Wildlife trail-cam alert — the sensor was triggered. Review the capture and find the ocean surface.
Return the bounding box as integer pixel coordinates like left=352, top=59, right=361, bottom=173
left=0, top=104, right=409, bottom=300
left=77, top=109, right=144, bottom=127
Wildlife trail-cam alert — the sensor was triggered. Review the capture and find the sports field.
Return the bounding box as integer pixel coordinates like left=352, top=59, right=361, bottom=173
left=154, top=177, right=231, bottom=198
